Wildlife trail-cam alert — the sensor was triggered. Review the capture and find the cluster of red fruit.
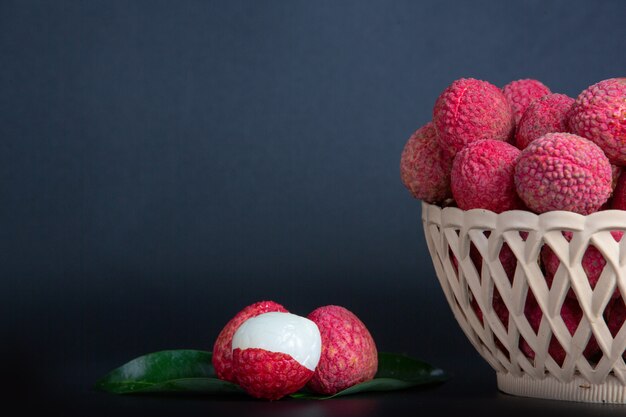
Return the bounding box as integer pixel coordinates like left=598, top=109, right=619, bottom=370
left=401, top=77, right=626, bottom=365
left=460, top=238, right=626, bottom=366
left=212, top=301, right=378, bottom=400
left=401, top=77, right=626, bottom=215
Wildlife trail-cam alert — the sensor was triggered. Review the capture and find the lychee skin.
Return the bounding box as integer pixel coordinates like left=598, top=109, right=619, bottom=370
left=451, top=139, right=524, bottom=213
left=541, top=231, right=623, bottom=300
left=515, top=93, right=575, bottom=150
left=456, top=235, right=519, bottom=333
left=306, top=306, right=378, bottom=395
left=520, top=296, right=600, bottom=365
left=468, top=237, right=519, bottom=284
left=610, top=168, right=626, bottom=209
left=433, top=78, right=515, bottom=157
left=470, top=288, right=510, bottom=328
left=514, top=133, right=612, bottom=214
left=502, top=79, right=552, bottom=125
left=568, top=78, right=626, bottom=166
left=212, top=301, right=288, bottom=382
left=400, top=122, right=453, bottom=204
left=612, top=165, right=623, bottom=192
left=232, top=348, right=314, bottom=400
left=606, top=297, right=626, bottom=352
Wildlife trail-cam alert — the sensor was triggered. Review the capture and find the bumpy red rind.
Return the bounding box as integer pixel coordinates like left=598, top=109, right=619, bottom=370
left=515, top=93, right=574, bottom=149
left=400, top=122, right=453, bottom=203
left=451, top=139, right=524, bottom=213
left=433, top=78, right=515, bottom=157
left=306, top=305, right=378, bottom=395
left=514, top=133, right=612, bottom=214
left=232, top=348, right=314, bottom=400
left=502, top=78, right=552, bottom=125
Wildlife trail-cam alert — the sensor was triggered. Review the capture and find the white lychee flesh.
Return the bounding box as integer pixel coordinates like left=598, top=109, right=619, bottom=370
left=231, top=312, right=322, bottom=371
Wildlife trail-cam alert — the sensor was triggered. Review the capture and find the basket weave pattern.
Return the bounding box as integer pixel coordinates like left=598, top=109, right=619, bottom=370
left=421, top=202, right=626, bottom=402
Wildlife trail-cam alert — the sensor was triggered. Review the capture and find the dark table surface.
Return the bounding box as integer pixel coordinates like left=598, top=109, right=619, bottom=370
left=24, top=346, right=626, bottom=417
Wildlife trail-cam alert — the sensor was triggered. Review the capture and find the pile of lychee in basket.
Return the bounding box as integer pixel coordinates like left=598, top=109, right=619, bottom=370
left=400, top=77, right=626, bottom=215
left=400, top=77, right=626, bottom=365
left=212, top=301, right=377, bottom=400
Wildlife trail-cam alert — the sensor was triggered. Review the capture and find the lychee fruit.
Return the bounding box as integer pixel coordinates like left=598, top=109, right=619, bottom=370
left=568, top=78, right=626, bottom=166
left=502, top=79, right=552, bottom=125
left=520, top=296, right=600, bottom=366
left=515, top=93, right=575, bottom=149
left=514, top=132, right=613, bottom=214
left=610, top=168, right=626, bottom=210
left=460, top=230, right=525, bottom=284
left=306, top=305, right=378, bottom=395
left=612, top=165, right=623, bottom=192
left=541, top=231, right=623, bottom=300
left=212, top=300, right=288, bottom=382
left=606, top=297, right=626, bottom=349
left=470, top=287, right=510, bottom=328
left=231, top=312, right=322, bottom=400
left=470, top=289, right=510, bottom=357
left=454, top=235, right=519, bottom=335
left=433, top=78, right=515, bottom=157
left=400, top=122, right=453, bottom=204
left=450, top=139, right=524, bottom=213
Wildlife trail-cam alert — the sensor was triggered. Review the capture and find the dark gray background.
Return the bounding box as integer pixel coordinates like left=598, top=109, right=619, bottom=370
left=2, top=0, right=626, bottom=415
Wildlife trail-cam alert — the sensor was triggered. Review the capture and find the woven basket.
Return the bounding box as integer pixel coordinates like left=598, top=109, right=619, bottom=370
left=421, top=201, right=626, bottom=403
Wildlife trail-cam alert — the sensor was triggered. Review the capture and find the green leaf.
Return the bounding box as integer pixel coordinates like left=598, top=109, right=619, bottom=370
left=95, top=350, right=244, bottom=395
left=290, top=352, right=448, bottom=399
left=96, top=350, right=446, bottom=398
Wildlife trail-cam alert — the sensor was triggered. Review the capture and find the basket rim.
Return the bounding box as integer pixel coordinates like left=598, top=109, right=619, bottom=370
left=421, top=201, right=626, bottom=220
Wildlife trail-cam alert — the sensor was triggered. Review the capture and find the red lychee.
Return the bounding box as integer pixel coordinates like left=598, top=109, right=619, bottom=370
left=502, top=79, right=552, bottom=125
left=306, top=305, right=378, bottom=395
left=231, top=311, right=322, bottom=400
left=515, top=93, right=575, bottom=149
left=568, top=78, right=626, bottom=166
left=212, top=300, right=288, bottom=382
left=612, top=165, right=623, bottom=192
left=468, top=233, right=520, bottom=329
left=450, top=139, right=524, bottom=213
left=606, top=297, right=626, bottom=349
left=610, top=168, right=626, bottom=210
left=514, top=133, right=612, bottom=214
left=541, top=231, right=623, bottom=300
left=520, top=296, right=600, bottom=366
left=433, top=78, right=515, bottom=157
left=400, top=122, right=453, bottom=204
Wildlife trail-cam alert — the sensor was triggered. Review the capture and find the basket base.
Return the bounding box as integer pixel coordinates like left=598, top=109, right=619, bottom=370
left=497, top=372, right=626, bottom=404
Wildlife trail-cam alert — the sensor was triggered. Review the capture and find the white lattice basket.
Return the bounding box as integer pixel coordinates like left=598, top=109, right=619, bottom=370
left=422, top=201, right=626, bottom=403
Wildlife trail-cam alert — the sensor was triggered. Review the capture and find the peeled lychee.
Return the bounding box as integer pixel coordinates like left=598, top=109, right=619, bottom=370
left=515, top=93, right=575, bottom=149
left=541, top=231, right=623, bottom=300
left=231, top=312, right=322, bottom=400
left=212, top=300, right=288, bottom=382
left=433, top=78, right=515, bottom=157
left=451, top=139, right=524, bottom=213
left=568, top=78, right=626, bottom=166
left=502, top=79, right=552, bottom=125
left=400, top=122, right=453, bottom=204
left=306, top=305, right=378, bottom=395
left=514, top=132, right=612, bottom=214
